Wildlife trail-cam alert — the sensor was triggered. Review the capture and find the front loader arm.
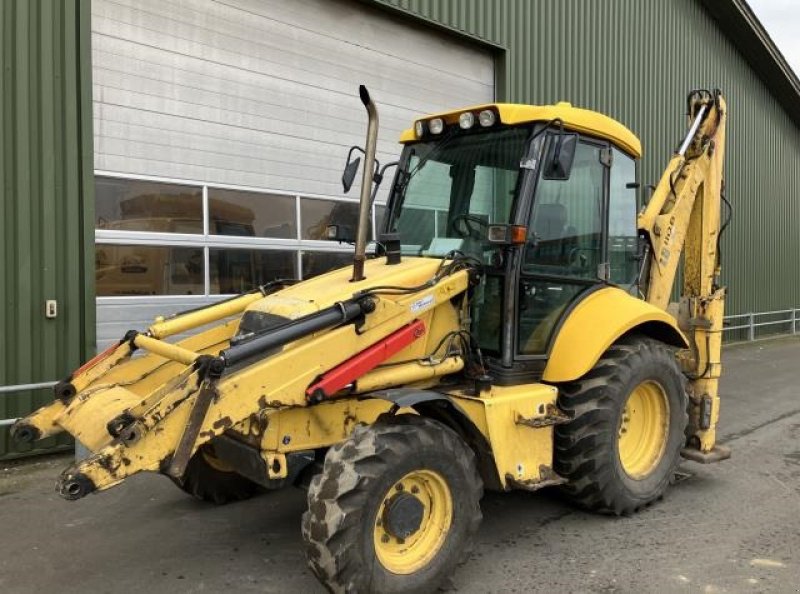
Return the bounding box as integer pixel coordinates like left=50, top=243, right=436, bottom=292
left=638, top=90, right=729, bottom=461
left=19, top=263, right=471, bottom=500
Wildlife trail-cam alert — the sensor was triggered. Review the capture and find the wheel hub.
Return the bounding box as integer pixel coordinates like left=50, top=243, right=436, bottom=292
left=618, top=380, right=670, bottom=479
left=383, top=492, right=425, bottom=539
left=373, top=469, right=453, bottom=575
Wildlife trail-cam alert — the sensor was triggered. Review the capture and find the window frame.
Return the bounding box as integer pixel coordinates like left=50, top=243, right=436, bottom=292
left=94, top=171, right=380, bottom=299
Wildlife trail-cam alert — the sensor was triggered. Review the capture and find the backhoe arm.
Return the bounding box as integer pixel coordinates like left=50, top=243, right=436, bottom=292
left=638, top=90, right=729, bottom=461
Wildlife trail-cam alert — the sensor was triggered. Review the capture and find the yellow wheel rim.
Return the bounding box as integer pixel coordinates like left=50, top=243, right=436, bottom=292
left=201, top=447, right=234, bottom=473
left=618, top=380, right=670, bottom=479
left=373, top=469, right=453, bottom=575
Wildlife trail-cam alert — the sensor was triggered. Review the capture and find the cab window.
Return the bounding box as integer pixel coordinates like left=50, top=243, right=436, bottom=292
left=608, top=148, right=638, bottom=287
left=523, top=141, right=605, bottom=279
left=518, top=139, right=606, bottom=356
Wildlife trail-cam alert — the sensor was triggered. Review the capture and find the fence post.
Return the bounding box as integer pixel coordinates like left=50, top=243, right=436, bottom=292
left=748, top=313, right=755, bottom=341
left=793, top=309, right=797, bottom=335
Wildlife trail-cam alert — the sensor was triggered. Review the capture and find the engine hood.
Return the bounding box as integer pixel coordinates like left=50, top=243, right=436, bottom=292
left=244, top=256, right=446, bottom=320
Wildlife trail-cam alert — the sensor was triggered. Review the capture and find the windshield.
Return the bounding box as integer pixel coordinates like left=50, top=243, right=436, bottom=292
left=388, top=127, right=530, bottom=261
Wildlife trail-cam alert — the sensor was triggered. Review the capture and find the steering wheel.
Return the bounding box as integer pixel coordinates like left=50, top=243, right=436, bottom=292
left=567, top=247, right=600, bottom=272
left=451, top=214, right=488, bottom=240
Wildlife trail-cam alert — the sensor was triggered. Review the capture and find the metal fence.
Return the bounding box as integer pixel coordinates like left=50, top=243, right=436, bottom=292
left=0, top=382, right=57, bottom=427
left=723, top=309, right=798, bottom=341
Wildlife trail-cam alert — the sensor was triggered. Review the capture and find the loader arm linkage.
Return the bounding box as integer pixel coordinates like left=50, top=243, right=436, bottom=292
left=14, top=262, right=472, bottom=499
left=638, top=89, right=729, bottom=461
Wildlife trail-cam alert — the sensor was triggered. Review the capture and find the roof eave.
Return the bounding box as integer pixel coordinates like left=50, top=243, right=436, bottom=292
left=698, top=0, right=800, bottom=128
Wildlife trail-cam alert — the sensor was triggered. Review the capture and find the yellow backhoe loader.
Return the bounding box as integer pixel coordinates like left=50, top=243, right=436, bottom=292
left=14, top=85, right=730, bottom=593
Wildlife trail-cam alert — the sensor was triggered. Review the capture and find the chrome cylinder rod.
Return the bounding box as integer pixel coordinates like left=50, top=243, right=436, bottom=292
left=677, top=103, right=708, bottom=156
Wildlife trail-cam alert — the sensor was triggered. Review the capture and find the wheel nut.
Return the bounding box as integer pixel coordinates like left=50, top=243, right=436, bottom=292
left=410, top=485, right=419, bottom=494
left=381, top=534, right=390, bottom=543
left=395, top=483, right=404, bottom=491
left=397, top=538, right=405, bottom=545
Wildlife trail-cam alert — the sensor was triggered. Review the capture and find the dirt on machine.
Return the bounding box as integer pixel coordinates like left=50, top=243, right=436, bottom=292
left=13, top=84, right=730, bottom=593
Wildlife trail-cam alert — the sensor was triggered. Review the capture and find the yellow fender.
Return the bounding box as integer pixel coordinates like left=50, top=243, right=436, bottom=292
left=542, top=287, right=688, bottom=383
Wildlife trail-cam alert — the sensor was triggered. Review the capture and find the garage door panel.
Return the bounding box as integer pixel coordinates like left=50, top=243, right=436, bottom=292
left=93, top=8, right=490, bottom=115
left=117, top=0, right=493, bottom=87
left=221, top=0, right=494, bottom=84
left=94, top=102, right=404, bottom=192
left=93, top=107, right=405, bottom=171
left=92, top=49, right=417, bottom=142
left=94, top=113, right=402, bottom=181
left=92, top=63, right=412, bottom=143
left=92, top=41, right=474, bottom=155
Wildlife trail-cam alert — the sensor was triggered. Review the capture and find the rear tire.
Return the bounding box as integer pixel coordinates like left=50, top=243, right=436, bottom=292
left=302, top=414, right=483, bottom=593
left=172, top=445, right=260, bottom=505
left=554, top=336, right=687, bottom=515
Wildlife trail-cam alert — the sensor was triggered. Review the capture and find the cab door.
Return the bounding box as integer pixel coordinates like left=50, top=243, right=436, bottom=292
left=516, top=136, right=610, bottom=358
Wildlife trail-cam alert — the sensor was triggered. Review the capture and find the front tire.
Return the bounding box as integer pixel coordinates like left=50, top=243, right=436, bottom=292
left=172, top=445, right=260, bottom=505
left=554, top=336, right=688, bottom=515
left=302, top=414, right=483, bottom=593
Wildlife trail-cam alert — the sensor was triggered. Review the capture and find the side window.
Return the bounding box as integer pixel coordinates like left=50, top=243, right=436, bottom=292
left=524, top=141, right=604, bottom=279
left=608, top=148, right=638, bottom=287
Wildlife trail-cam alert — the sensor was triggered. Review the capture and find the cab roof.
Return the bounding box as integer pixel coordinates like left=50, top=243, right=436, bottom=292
left=399, top=102, right=642, bottom=158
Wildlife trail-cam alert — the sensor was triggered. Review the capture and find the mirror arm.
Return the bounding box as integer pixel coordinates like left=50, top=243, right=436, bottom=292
left=346, top=145, right=365, bottom=164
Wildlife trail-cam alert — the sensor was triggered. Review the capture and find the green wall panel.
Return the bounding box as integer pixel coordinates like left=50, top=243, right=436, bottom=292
left=0, top=0, right=94, bottom=458
left=377, top=0, right=800, bottom=319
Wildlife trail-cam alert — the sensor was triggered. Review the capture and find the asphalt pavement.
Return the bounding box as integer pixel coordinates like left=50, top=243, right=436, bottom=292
left=1, top=337, right=799, bottom=593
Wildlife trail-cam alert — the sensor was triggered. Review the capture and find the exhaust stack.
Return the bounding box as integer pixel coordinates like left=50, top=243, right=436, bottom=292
left=352, top=85, right=379, bottom=282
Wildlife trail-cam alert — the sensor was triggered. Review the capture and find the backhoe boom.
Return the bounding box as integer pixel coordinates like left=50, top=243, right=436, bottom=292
left=638, top=90, right=729, bottom=460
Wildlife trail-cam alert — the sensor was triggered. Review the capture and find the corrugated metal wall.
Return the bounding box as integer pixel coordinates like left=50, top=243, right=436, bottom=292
left=0, top=0, right=95, bottom=458
left=376, top=0, right=800, bottom=318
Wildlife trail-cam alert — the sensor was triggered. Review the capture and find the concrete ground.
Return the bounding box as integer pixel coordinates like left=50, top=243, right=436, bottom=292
left=1, top=337, right=800, bottom=593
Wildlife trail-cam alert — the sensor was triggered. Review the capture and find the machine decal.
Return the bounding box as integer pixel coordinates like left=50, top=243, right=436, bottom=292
left=410, top=294, right=435, bottom=314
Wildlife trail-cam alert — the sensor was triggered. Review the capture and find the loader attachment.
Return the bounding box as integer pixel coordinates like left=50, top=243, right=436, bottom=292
left=14, top=256, right=472, bottom=500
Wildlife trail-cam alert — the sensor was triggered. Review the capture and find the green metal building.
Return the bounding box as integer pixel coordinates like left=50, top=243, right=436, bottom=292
left=1, top=0, right=799, bottom=457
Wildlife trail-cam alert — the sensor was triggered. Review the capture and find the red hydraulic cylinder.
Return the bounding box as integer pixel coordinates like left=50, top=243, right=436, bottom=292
left=305, top=319, right=426, bottom=401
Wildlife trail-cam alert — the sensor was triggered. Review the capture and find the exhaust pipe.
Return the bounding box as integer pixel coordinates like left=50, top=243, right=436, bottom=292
left=352, top=85, right=379, bottom=282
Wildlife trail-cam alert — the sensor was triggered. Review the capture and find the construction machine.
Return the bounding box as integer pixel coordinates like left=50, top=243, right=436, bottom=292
left=13, top=86, right=730, bottom=593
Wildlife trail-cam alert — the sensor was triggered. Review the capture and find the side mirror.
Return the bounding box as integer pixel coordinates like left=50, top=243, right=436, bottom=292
left=342, top=155, right=361, bottom=193
left=542, top=133, right=578, bottom=180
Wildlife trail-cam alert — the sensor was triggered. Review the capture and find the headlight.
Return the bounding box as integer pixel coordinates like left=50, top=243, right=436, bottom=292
left=414, top=120, right=425, bottom=138
left=478, top=109, right=496, bottom=127
left=459, top=112, right=475, bottom=129
left=429, top=118, right=444, bottom=134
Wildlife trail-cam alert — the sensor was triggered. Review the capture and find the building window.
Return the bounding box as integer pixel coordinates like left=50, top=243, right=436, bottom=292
left=95, top=174, right=380, bottom=297
left=96, top=244, right=204, bottom=296
left=301, top=198, right=359, bottom=240
left=209, top=248, right=297, bottom=294
left=96, top=177, right=203, bottom=234
left=208, top=188, right=296, bottom=239
left=301, top=251, right=354, bottom=278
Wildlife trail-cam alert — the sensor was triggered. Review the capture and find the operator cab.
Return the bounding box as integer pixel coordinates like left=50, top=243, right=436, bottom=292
left=384, top=103, right=642, bottom=381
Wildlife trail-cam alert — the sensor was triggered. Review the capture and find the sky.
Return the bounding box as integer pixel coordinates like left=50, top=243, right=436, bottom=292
left=747, top=0, right=800, bottom=76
